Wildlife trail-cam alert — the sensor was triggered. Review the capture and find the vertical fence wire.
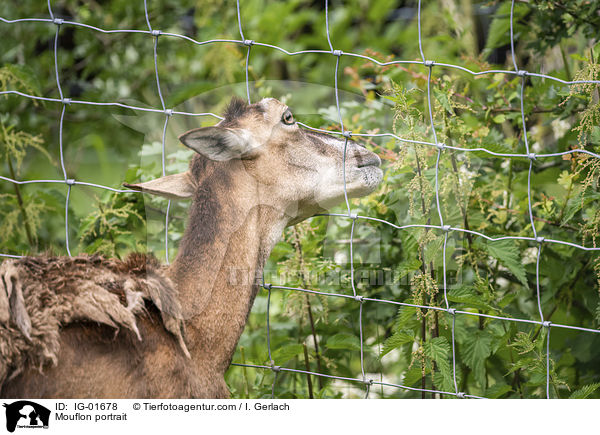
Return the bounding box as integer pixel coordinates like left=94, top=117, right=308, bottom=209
left=144, top=0, right=173, bottom=264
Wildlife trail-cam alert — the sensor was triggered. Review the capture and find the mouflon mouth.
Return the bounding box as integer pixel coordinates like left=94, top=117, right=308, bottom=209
left=356, top=153, right=382, bottom=169
left=352, top=157, right=383, bottom=194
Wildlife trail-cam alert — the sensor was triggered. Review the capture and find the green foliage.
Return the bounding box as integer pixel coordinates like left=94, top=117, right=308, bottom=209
left=380, top=329, right=414, bottom=358
left=569, top=382, right=600, bottom=399
left=485, top=240, right=528, bottom=287
left=0, top=64, right=41, bottom=99
left=78, top=192, right=146, bottom=258
left=326, top=333, right=362, bottom=351
left=462, top=330, right=492, bottom=387
left=424, top=336, right=454, bottom=392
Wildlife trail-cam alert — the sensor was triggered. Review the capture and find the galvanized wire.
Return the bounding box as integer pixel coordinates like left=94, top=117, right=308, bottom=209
left=1, top=0, right=600, bottom=399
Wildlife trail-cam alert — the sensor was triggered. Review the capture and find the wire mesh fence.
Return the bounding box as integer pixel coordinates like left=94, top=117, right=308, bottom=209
left=1, top=0, right=599, bottom=399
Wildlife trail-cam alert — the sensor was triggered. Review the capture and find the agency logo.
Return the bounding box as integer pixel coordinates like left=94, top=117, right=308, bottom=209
left=2, top=401, right=50, bottom=433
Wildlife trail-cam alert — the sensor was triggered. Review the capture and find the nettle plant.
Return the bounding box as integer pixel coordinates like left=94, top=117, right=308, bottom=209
left=227, top=49, right=600, bottom=398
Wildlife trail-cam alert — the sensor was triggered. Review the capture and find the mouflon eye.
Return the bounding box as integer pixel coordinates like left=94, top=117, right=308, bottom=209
left=282, top=109, right=295, bottom=125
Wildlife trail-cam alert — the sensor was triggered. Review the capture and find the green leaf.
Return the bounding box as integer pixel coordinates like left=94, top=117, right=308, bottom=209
left=569, top=382, right=600, bottom=399
left=485, top=240, right=528, bottom=287
left=393, top=305, right=419, bottom=331
left=424, top=337, right=450, bottom=362
left=271, top=343, right=303, bottom=365
left=425, top=337, right=453, bottom=392
left=492, top=114, right=506, bottom=124
left=508, top=332, right=537, bottom=356
left=403, top=364, right=427, bottom=387
left=462, top=330, right=493, bottom=386
left=466, top=141, right=514, bottom=159
left=507, top=356, right=536, bottom=375
left=485, top=2, right=530, bottom=50
left=498, top=293, right=516, bottom=308
left=396, top=258, right=422, bottom=281
left=448, top=287, right=498, bottom=312
left=326, top=333, right=361, bottom=351
left=561, top=191, right=600, bottom=225
left=485, top=383, right=512, bottom=399
left=380, top=329, right=415, bottom=357
left=433, top=87, right=454, bottom=115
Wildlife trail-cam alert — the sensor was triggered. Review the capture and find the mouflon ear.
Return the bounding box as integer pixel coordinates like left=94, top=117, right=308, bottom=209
left=123, top=171, right=195, bottom=200
left=179, top=126, right=259, bottom=161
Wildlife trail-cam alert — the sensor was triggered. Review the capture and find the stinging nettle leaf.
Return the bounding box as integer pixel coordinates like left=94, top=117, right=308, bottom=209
left=462, top=330, right=493, bottom=387
left=380, top=329, right=415, bottom=358
left=326, top=333, right=362, bottom=351
left=485, top=240, right=528, bottom=287
left=485, top=2, right=530, bottom=50
left=485, top=383, right=513, bottom=399
left=271, top=343, right=304, bottom=365
left=569, top=382, right=600, bottom=399
left=425, top=337, right=453, bottom=392
left=448, top=287, right=498, bottom=312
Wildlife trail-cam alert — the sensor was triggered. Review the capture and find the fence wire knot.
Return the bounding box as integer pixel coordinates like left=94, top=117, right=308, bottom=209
left=270, top=363, right=281, bottom=372
left=164, top=109, right=173, bottom=116
left=456, top=392, right=466, bottom=399
left=62, top=98, right=71, bottom=105
left=65, top=179, right=75, bottom=186
left=263, top=283, right=272, bottom=290
left=441, top=225, right=451, bottom=232
left=151, top=29, right=161, bottom=37
left=348, top=213, right=358, bottom=220
left=528, top=152, right=537, bottom=161
left=536, top=236, right=545, bottom=243
left=447, top=308, right=456, bottom=315
left=354, top=295, right=364, bottom=302
left=542, top=321, right=552, bottom=328
left=243, top=39, right=254, bottom=46
left=343, top=130, right=352, bottom=138
left=332, top=49, right=343, bottom=57
left=517, top=69, right=528, bottom=77
left=424, top=60, right=435, bottom=67
left=52, top=17, right=63, bottom=25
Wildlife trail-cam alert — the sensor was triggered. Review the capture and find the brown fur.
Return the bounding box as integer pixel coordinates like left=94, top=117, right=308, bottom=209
left=0, top=253, right=191, bottom=397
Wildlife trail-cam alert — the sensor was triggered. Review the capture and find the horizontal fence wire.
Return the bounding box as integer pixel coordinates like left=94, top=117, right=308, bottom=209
left=1, top=0, right=600, bottom=398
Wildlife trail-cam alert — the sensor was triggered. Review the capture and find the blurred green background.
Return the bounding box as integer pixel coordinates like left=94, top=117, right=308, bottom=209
left=1, top=0, right=600, bottom=398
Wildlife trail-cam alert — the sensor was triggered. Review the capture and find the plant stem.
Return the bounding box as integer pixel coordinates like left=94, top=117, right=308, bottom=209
left=421, top=318, right=426, bottom=399
left=449, top=146, right=473, bottom=247
left=292, top=227, right=325, bottom=390
left=7, top=157, right=35, bottom=250
left=431, top=310, right=439, bottom=399
left=304, top=296, right=324, bottom=389
left=303, top=343, right=314, bottom=399
left=504, top=323, right=524, bottom=398
left=240, top=346, right=249, bottom=399
left=414, top=147, right=430, bottom=399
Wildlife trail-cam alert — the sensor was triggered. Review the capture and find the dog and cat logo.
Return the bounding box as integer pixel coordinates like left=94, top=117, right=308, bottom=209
left=2, top=401, right=50, bottom=432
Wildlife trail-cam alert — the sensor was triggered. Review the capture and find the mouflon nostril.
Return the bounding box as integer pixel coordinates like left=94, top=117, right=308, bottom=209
left=352, top=149, right=381, bottom=168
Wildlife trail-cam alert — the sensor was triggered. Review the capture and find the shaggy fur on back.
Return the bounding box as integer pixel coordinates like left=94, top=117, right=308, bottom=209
left=0, top=253, right=188, bottom=388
